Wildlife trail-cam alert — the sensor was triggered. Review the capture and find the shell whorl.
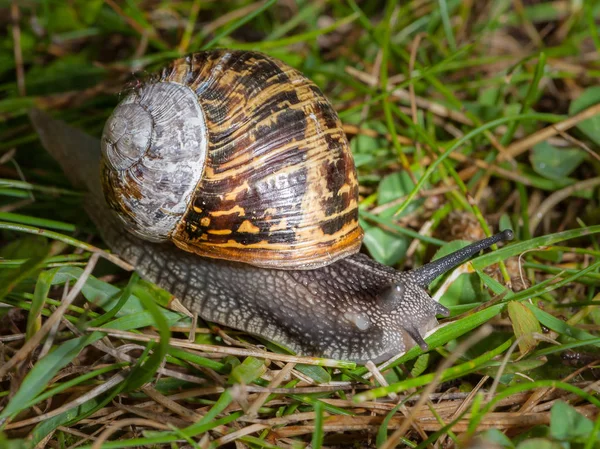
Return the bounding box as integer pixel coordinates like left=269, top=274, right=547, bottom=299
left=166, top=51, right=363, bottom=269
left=101, top=82, right=208, bottom=242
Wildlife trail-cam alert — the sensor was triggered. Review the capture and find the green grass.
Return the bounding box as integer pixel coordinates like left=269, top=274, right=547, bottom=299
left=1, top=0, right=600, bottom=448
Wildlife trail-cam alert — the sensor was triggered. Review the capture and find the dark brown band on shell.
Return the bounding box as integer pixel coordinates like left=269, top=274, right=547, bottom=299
left=158, top=50, right=363, bottom=269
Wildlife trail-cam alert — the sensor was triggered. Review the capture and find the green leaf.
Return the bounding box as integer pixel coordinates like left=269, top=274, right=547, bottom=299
left=295, top=364, right=331, bottom=384
left=480, top=357, right=547, bottom=380
left=132, top=278, right=174, bottom=308
left=410, top=353, right=430, bottom=377
left=530, top=142, right=586, bottom=180
left=350, top=132, right=384, bottom=155
left=311, top=400, right=325, bottom=449
left=430, top=240, right=489, bottom=306
left=478, top=429, right=515, bottom=448
left=0, top=237, right=49, bottom=300
left=0, top=334, right=99, bottom=420
left=550, top=401, right=596, bottom=441
left=377, top=171, right=425, bottom=217
left=26, top=268, right=60, bottom=340
left=507, top=301, right=542, bottom=353
left=472, top=226, right=600, bottom=270
left=30, top=397, right=103, bottom=446
left=376, top=401, right=404, bottom=447
left=516, top=438, right=562, bottom=449
left=230, top=357, right=267, bottom=385
left=569, top=86, right=600, bottom=145
left=361, top=223, right=409, bottom=266
left=88, top=273, right=139, bottom=328
left=101, top=310, right=182, bottom=331
left=121, top=285, right=171, bottom=392
left=0, top=433, right=30, bottom=449
left=524, top=303, right=599, bottom=344
left=52, top=267, right=183, bottom=325
left=76, top=0, right=104, bottom=24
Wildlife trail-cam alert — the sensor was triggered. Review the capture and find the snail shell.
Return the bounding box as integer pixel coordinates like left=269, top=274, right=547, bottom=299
left=101, top=50, right=363, bottom=269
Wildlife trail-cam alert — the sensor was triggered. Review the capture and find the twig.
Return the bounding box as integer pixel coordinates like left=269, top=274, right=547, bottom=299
left=247, top=362, right=295, bottom=417
left=502, top=103, right=600, bottom=161
left=86, top=327, right=355, bottom=368
left=529, top=177, right=600, bottom=234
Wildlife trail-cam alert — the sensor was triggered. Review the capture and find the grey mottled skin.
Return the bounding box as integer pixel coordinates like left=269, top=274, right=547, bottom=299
left=30, top=109, right=512, bottom=363
left=96, top=219, right=447, bottom=363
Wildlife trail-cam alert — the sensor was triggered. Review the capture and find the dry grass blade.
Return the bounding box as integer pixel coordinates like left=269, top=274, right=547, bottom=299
left=85, top=327, right=354, bottom=368
left=91, top=418, right=172, bottom=449
left=502, top=103, right=600, bottom=160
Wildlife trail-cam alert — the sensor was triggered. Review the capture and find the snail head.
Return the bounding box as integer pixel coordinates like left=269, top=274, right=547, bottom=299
left=374, top=230, right=514, bottom=355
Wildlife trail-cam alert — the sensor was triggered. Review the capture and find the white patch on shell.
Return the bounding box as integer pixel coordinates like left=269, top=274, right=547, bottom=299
left=101, top=82, right=208, bottom=241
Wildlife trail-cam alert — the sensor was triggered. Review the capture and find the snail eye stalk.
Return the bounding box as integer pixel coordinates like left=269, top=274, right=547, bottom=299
left=409, top=230, right=514, bottom=288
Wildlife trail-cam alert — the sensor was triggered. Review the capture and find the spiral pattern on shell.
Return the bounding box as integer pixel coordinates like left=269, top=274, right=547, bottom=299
left=101, top=50, right=363, bottom=269
left=101, top=82, right=208, bottom=242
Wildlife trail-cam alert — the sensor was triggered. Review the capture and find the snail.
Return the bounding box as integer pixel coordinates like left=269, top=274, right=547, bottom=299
left=31, top=50, right=513, bottom=363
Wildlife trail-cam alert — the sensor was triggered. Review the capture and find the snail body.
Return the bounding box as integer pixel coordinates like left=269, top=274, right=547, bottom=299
left=32, top=50, right=513, bottom=363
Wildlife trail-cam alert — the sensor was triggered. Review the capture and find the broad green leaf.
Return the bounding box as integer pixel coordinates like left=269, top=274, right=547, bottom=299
left=516, top=438, right=562, bottom=449
left=530, top=142, right=586, bottom=180
left=570, top=86, right=600, bottom=145
left=478, top=429, right=515, bottom=448
left=362, top=223, right=409, bottom=266
left=350, top=133, right=384, bottom=155
left=507, top=301, right=542, bottom=353
left=230, top=357, right=267, bottom=384
left=377, top=171, right=425, bottom=218
left=429, top=240, right=489, bottom=305
left=52, top=267, right=183, bottom=324
left=550, top=401, right=596, bottom=441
